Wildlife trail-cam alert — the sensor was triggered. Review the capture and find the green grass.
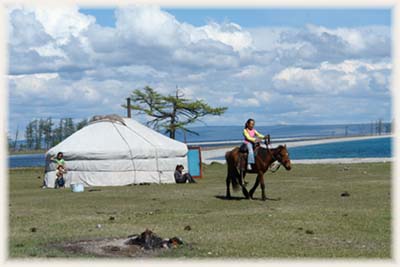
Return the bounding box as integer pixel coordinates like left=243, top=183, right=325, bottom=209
left=9, top=162, right=391, bottom=258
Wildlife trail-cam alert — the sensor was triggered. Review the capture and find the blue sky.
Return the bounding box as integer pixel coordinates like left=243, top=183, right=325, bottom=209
left=80, top=8, right=391, bottom=28
left=7, top=6, right=392, bottom=138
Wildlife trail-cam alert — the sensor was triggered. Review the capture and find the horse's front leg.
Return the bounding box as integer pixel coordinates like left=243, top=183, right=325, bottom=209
left=249, top=174, right=260, bottom=199
left=260, top=173, right=267, bottom=201
left=242, top=185, right=250, bottom=199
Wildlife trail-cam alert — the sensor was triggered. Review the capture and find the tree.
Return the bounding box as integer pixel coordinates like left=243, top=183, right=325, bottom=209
left=34, top=119, right=45, bottom=150
left=376, top=119, right=383, bottom=136
left=11, top=126, right=19, bottom=151
left=124, top=86, right=228, bottom=139
left=64, top=118, right=75, bottom=139
left=52, top=119, right=64, bottom=146
left=7, top=133, right=12, bottom=151
left=25, top=121, right=34, bottom=150
left=43, top=117, right=53, bottom=149
left=76, top=118, right=88, bottom=130
left=385, top=121, right=392, bottom=134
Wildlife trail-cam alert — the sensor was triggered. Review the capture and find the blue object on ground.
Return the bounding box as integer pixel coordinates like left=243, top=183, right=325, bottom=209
left=187, top=147, right=202, bottom=178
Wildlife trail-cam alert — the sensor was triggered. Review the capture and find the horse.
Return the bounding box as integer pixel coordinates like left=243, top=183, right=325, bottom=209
left=225, top=141, right=292, bottom=201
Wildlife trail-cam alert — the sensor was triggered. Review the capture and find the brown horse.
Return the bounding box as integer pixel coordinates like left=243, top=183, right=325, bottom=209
left=225, top=143, right=292, bottom=200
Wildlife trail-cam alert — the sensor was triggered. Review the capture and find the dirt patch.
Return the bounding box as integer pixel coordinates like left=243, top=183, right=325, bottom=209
left=59, top=237, right=145, bottom=257
left=55, top=230, right=185, bottom=257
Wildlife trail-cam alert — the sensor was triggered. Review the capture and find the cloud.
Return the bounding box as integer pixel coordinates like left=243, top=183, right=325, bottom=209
left=6, top=5, right=392, bottom=137
left=191, top=22, right=253, bottom=52
left=115, top=5, right=185, bottom=47
left=278, top=24, right=390, bottom=63
left=273, top=59, right=391, bottom=97
left=8, top=7, right=96, bottom=75
left=233, top=65, right=265, bottom=78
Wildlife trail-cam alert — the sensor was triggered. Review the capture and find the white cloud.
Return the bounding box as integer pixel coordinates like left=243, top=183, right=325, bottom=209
left=320, top=60, right=391, bottom=73
left=273, top=59, right=391, bottom=96
left=6, top=5, right=392, bottom=136
left=9, top=73, right=62, bottom=101
left=233, top=65, right=264, bottom=78
left=306, top=24, right=366, bottom=52
left=31, top=42, right=67, bottom=58
left=33, top=7, right=94, bottom=44
left=221, top=95, right=260, bottom=107
left=255, top=91, right=271, bottom=103
left=115, top=5, right=185, bottom=47
left=192, top=22, right=253, bottom=52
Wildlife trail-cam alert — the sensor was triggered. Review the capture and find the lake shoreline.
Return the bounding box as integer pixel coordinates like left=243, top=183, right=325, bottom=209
left=7, top=134, right=392, bottom=168
left=203, top=157, right=393, bottom=165
left=201, top=134, right=392, bottom=162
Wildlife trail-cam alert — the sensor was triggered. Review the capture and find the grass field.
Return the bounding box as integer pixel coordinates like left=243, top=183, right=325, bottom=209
left=8, top=162, right=391, bottom=258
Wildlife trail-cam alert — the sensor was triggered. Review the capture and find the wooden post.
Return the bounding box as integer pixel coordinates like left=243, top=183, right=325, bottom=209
left=126, top=97, right=131, bottom=118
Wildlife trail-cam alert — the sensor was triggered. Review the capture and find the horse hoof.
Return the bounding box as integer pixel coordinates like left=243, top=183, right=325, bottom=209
left=262, top=197, right=267, bottom=201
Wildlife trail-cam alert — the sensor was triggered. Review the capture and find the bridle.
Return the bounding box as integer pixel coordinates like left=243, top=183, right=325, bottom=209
left=264, top=135, right=283, bottom=173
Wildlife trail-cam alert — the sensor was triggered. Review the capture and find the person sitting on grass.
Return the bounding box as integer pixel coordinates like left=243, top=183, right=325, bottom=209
left=174, top=165, right=196, bottom=184
left=41, top=152, right=67, bottom=189
left=51, top=152, right=65, bottom=168
left=55, top=165, right=66, bottom=188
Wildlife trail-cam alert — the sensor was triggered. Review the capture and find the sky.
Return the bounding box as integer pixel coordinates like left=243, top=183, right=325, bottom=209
left=7, top=6, right=392, bottom=138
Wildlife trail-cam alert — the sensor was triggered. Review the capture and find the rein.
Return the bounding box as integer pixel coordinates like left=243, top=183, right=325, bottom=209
left=264, top=138, right=282, bottom=173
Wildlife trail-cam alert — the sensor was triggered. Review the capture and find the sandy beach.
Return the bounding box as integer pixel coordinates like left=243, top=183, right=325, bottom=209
left=201, top=134, right=392, bottom=164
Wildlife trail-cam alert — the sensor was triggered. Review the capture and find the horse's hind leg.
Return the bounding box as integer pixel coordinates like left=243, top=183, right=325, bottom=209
left=260, top=174, right=267, bottom=201
left=238, top=172, right=250, bottom=199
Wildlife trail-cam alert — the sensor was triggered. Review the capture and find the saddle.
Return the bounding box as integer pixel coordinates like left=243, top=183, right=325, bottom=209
left=237, top=143, right=261, bottom=171
left=239, top=143, right=261, bottom=156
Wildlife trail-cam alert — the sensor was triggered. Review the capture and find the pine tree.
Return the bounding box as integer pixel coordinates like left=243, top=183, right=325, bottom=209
left=51, top=119, right=64, bottom=146
left=25, top=121, right=35, bottom=150
left=76, top=118, right=88, bottom=130
left=34, top=119, right=45, bottom=150
left=124, top=86, right=227, bottom=139
left=7, top=133, right=12, bottom=151
left=43, top=117, right=53, bottom=149
left=64, top=118, right=75, bottom=139
left=12, top=126, right=19, bottom=151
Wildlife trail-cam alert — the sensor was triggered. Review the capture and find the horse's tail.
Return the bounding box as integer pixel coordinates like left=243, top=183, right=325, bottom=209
left=225, top=150, right=240, bottom=191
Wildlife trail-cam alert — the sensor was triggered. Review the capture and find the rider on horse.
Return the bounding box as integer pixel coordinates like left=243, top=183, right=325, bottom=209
left=243, top=118, right=268, bottom=170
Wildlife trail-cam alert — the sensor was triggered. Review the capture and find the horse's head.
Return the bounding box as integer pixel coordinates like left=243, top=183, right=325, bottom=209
left=275, top=145, right=291, bottom=170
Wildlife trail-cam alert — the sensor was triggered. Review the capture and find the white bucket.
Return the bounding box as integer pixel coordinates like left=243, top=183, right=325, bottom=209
left=71, top=183, right=84, bottom=192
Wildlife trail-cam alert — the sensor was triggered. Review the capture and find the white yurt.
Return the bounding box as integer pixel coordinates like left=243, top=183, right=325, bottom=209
left=44, top=115, right=188, bottom=188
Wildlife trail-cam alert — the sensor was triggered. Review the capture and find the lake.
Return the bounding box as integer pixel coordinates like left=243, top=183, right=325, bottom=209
left=208, top=137, right=392, bottom=161
left=288, top=137, right=391, bottom=160
left=8, top=137, right=392, bottom=168
left=8, top=153, right=45, bottom=168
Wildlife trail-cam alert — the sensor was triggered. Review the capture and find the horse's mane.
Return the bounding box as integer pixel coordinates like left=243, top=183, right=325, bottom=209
left=262, top=144, right=285, bottom=151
